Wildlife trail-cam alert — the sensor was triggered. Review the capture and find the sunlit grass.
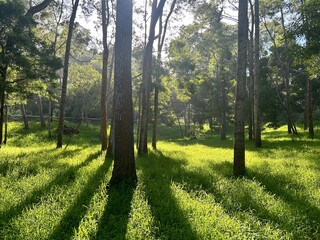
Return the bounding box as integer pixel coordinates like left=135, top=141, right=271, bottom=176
left=0, top=122, right=319, bottom=239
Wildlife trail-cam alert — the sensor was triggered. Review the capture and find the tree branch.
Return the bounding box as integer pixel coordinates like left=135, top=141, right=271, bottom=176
left=26, top=0, right=54, bottom=17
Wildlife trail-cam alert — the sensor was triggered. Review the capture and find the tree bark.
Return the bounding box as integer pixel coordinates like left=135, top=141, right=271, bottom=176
left=106, top=104, right=115, bottom=158
left=248, top=0, right=254, bottom=141
left=38, top=95, right=46, bottom=128
left=307, top=78, right=314, bottom=138
left=0, top=67, right=7, bottom=145
left=100, top=0, right=110, bottom=151
left=57, top=0, right=80, bottom=148
left=220, top=73, right=227, bottom=141
left=138, top=0, right=167, bottom=156
left=109, top=0, right=137, bottom=185
left=234, top=0, right=248, bottom=177
left=3, top=104, right=8, bottom=145
left=26, top=0, right=54, bottom=17
left=304, top=79, right=308, bottom=130
left=106, top=50, right=115, bottom=157
left=152, top=16, right=163, bottom=150
left=48, top=98, right=52, bottom=137
left=20, top=104, right=29, bottom=130
left=254, top=0, right=261, bottom=147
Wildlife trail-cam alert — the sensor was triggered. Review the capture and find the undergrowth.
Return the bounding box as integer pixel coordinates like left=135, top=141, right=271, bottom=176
left=0, top=122, right=319, bottom=239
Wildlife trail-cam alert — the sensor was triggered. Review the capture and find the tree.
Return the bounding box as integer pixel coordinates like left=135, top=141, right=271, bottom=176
left=254, top=0, right=261, bottom=147
left=152, top=0, right=177, bottom=149
left=138, top=0, right=167, bottom=156
left=233, top=0, right=248, bottom=176
left=100, top=0, right=110, bottom=151
left=290, top=0, right=320, bottom=138
left=261, top=0, right=298, bottom=134
left=0, top=0, right=60, bottom=145
left=108, top=0, right=137, bottom=185
left=57, top=0, right=80, bottom=148
left=66, top=63, right=101, bottom=120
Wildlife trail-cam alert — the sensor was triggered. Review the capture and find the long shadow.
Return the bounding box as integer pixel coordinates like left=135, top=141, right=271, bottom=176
left=48, top=158, right=112, bottom=240
left=138, top=151, right=319, bottom=239
left=95, top=182, right=136, bottom=240
left=0, top=151, right=100, bottom=231
left=186, top=162, right=319, bottom=238
left=247, top=166, right=320, bottom=237
left=0, top=148, right=84, bottom=178
left=138, top=152, right=199, bottom=239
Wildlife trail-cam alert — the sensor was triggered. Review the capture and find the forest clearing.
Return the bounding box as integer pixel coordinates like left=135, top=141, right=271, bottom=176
left=0, top=122, right=319, bottom=239
left=1, top=0, right=320, bottom=239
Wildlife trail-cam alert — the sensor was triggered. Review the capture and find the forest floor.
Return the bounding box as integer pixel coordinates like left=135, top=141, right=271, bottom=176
left=0, top=122, right=319, bottom=239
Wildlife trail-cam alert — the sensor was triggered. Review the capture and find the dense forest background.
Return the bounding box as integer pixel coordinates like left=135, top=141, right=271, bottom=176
left=1, top=0, right=319, bottom=140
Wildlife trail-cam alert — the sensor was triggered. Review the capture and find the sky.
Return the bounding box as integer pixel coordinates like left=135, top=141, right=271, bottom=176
left=78, top=1, right=238, bottom=50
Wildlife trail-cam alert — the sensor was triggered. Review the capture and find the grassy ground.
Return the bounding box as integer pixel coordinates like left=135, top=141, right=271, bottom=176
left=0, top=122, right=319, bottom=239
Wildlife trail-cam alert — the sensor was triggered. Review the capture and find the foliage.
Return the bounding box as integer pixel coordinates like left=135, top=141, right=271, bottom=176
left=0, top=0, right=61, bottom=80
left=0, top=123, right=319, bottom=239
left=66, top=63, right=101, bottom=119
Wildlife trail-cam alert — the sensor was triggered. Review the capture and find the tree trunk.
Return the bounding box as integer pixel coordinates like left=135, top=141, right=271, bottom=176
left=138, top=0, right=167, bottom=156
left=152, top=82, right=159, bottom=149
left=0, top=86, right=4, bottom=145
left=280, top=6, right=298, bottom=135
left=254, top=0, right=261, bottom=147
left=48, top=98, right=52, bottom=137
left=304, top=79, right=308, bottom=130
left=20, top=103, right=29, bottom=130
left=136, top=88, right=141, bottom=149
left=307, top=78, right=314, bottom=138
left=106, top=106, right=115, bottom=158
left=263, top=7, right=297, bottom=135
left=220, top=75, right=227, bottom=141
left=109, top=0, right=137, bottom=186
left=0, top=67, right=7, bottom=146
left=3, top=104, right=8, bottom=145
left=57, top=0, right=80, bottom=148
left=248, top=0, right=254, bottom=141
left=37, top=95, right=46, bottom=128
left=234, top=0, right=248, bottom=177
left=152, top=0, right=176, bottom=150
left=100, top=0, right=110, bottom=152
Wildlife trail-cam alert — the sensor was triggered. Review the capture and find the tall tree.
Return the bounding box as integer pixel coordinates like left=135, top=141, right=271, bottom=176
left=109, top=0, right=137, bottom=185
left=262, top=1, right=298, bottom=134
left=248, top=0, right=254, bottom=140
left=57, top=0, right=80, bottom=148
left=152, top=0, right=177, bottom=150
left=254, top=0, right=261, bottom=147
left=37, top=95, right=46, bottom=128
left=234, top=0, right=248, bottom=176
left=100, top=0, right=110, bottom=151
left=294, top=0, right=317, bottom=138
left=0, top=0, right=59, bottom=145
left=138, top=0, right=167, bottom=156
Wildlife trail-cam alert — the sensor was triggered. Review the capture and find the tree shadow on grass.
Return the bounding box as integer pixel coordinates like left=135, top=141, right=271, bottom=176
left=138, top=151, right=319, bottom=239
left=0, top=148, right=85, bottom=178
left=138, top=151, right=199, bottom=239
left=246, top=165, right=320, bottom=237
left=48, top=157, right=112, bottom=240
left=0, top=151, right=101, bottom=231
left=95, top=182, right=136, bottom=240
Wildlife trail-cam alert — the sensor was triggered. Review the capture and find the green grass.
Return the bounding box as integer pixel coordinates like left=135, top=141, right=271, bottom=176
left=0, top=122, right=319, bottom=239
